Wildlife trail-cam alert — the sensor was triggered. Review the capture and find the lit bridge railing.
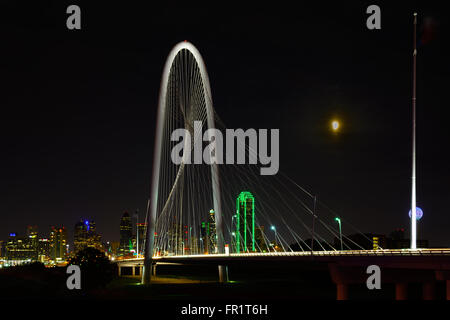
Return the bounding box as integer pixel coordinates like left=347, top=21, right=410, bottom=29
left=115, top=248, right=450, bottom=263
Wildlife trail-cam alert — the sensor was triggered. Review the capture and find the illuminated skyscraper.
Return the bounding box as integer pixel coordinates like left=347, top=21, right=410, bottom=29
left=167, top=222, right=183, bottom=255
left=74, top=219, right=103, bottom=253
left=208, top=209, right=217, bottom=253
left=49, top=226, right=67, bottom=262
left=37, top=238, right=50, bottom=262
left=0, top=240, right=5, bottom=259
left=236, top=191, right=255, bottom=253
left=200, top=222, right=208, bottom=254
left=200, top=209, right=217, bottom=254
left=5, top=233, right=37, bottom=261
left=136, top=223, right=147, bottom=256
left=74, top=220, right=88, bottom=252
left=27, top=225, right=38, bottom=251
left=119, top=211, right=133, bottom=256
left=255, top=225, right=267, bottom=252
left=183, top=225, right=189, bottom=254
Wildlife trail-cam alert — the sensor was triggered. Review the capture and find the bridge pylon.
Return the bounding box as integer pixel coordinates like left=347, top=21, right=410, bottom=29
left=142, top=41, right=228, bottom=285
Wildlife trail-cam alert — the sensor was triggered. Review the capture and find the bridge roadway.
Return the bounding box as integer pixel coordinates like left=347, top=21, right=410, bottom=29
left=115, top=248, right=450, bottom=300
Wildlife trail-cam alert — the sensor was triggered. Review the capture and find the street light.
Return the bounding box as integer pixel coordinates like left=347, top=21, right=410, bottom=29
left=231, top=232, right=236, bottom=253
left=189, top=226, right=192, bottom=254
left=335, top=217, right=343, bottom=251
left=271, top=225, right=277, bottom=250
left=231, top=214, right=237, bottom=253
left=231, top=214, right=237, bottom=228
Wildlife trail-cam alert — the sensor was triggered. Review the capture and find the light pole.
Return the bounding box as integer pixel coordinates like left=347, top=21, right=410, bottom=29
left=231, top=232, right=236, bottom=253
left=335, top=217, right=343, bottom=251
left=271, top=225, right=277, bottom=251
left=231, top=214, right=237, bottom=253
left=410, top=12, right=418, bottom=250
left=189, top=227, right=192, bottom=255
left=133, top=210, right=139, bottom=256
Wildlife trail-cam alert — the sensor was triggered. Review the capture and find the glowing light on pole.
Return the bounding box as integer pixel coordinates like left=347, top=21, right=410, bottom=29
left=271, top=225, right=277, bottom=249
left=335, top=217, right=343, bottom=251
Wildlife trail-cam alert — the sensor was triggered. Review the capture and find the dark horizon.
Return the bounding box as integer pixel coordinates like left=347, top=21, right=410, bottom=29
left=1, top=1, right=449, bottom=248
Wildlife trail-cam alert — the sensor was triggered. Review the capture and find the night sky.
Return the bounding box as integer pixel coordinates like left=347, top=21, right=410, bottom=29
left=1, top=1, right=449, bottom=247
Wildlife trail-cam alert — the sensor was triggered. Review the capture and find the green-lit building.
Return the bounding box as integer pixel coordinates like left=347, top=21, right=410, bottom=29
left=119, top=212, right=133, bottom=256
left=236, top=191, right=255, bottom=253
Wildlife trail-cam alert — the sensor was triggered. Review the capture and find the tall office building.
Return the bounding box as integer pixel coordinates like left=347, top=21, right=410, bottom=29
left=200, top=209, right=217, bottom=254
left=254, top=225, right=267, bottom=252
left=119, top=211, right=133, bottom=256
left=0, top=240, right=5, bottom=259
left=87, top=220, right=103, bottom=251
left=74, top=219, right=103, bottom=253
left=207, top=209, right=217, bottom=253
left=182, top=224, right=190, bottom=255
left=167, top=222, right=183, bottom=255
left=200, top=222, right=208, bottom=254
left=74, top=220, right=88, bottom=252
left=49, top=226, right=67, bottom=262
left=5, top=233, right=37, bottom=261
left=136, top=223, right=147, bottom=256
left=27, top=225, right=38, bottom=250
left=236, top=191, right=255, bottom=253
left=37, top=238, right=50, bottom=262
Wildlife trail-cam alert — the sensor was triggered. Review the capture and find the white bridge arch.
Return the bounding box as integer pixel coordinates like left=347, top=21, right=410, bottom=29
left=142, top=41, right=226, bottom=284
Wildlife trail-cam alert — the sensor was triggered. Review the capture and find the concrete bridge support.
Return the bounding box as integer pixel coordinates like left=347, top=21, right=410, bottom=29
left=328, top=263, right=442, bottom=300
left=447, top=280, right=450, bottom=300
left=395, top=283, right=408, bottom=300
left=336, top=284, right=348, bottom=300
left=218, top=265, right=228, bottom=283
left=117, top=264, right=143, bottom=277
left=422, top=281, right=435, bottom=300
left=435, top=270, right=450, bottom=300
left=328, top=264, right=364, bottom=300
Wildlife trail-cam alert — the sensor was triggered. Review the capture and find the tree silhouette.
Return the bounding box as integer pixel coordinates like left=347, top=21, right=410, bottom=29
left=68, top=247, right=117, bottom=291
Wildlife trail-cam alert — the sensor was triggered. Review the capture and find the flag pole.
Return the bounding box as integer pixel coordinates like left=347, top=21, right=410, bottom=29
left=411, top=12, right=417, bottom=249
